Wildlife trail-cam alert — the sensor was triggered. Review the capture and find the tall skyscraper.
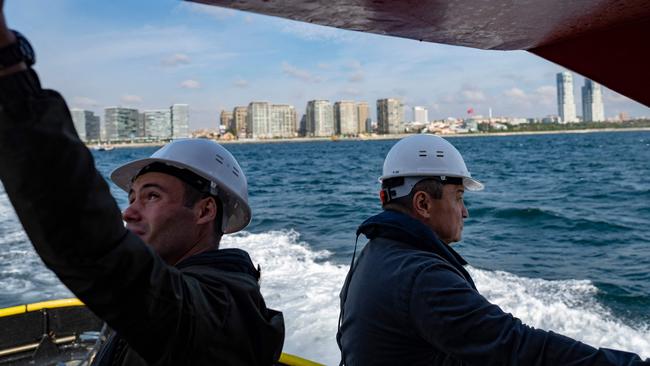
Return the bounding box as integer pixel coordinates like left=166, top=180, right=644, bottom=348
left=171, top=104, right=190, bottom=138
left=413, top=106, right=428, bottom=124
left=104, top=107, right=139, bottom=141
left=143, top=109, right=172, bottom=139
left=356, top=102, right=369, bottom=133
left=582, top=79, right=605, bottom=122
left=377, top=98, right=404, bottom=134
left=220, top=110, right=233, bottom=131
left=70, top=109, right=100, bottom=142
left=232, top=106, right=248, bottom=137
left=270, top=104, right=297, bottom=138
left=556, top=71, right=577, bottom=123
left=306, top=100, right=334, bottom=137
left=248, top=102, right=271, bottom=139
left=334, top=100, right=358, bottom=136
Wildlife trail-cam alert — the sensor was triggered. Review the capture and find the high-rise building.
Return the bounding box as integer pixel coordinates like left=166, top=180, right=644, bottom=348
left=413, top=106, right=428, bottom=124
left=306, top=100, right=334, bottom=137
left=334, top=100, right=358, bottom=136
left=556, top=72, right=577, bottom=123
left=356, top=102, right=369, bottom=133
left=137, top=113, right=146, bottom=138
left=298, top=114, right=307, bottom=136
left=104, top=107, right=139, bottom=141
left=232, top=106, right=248, bottom=137
left=270, top=104, right=297, bottom=138
left=220, top=110, right=233, bottom=131
left=248, top=102, right=271, bottom=139
left=171, top=104, right=190, bottom=138
left=143, top=109, right=172, bottom=139
left=70, top=109, right=100, bottom=142
left=377, top=98, right=404, bottom=134
left=581, top=79, right=605, bottom=122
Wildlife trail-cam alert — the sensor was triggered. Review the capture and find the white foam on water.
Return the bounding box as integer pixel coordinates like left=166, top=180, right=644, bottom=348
left=224, top=230, right=650, bottom=364
left=222, top=230, right=348, bottom=365
left=470, top=267, right=650, bottom=358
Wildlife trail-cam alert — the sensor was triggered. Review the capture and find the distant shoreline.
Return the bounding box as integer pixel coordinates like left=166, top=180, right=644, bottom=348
left=86, top=127, right=650, bottom=149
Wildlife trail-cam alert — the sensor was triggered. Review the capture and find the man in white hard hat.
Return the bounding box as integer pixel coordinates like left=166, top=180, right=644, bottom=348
left=337, top=134, right=649, bottom=365
left=0, top=5, right=284, bottom=364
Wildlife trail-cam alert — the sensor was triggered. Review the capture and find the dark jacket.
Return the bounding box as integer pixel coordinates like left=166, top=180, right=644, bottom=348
left=0, top=70, right=284, bottom=365
left=337, top=210, right=648, bottom=365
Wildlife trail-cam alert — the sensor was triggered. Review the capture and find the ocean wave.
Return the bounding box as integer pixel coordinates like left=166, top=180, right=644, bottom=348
left=224, top=230, right=650, bottom=364
left=474, top=206, right=632, bottom=233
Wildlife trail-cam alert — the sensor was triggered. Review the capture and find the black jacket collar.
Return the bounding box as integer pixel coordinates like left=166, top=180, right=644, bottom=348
left=176, top=248, right=260, bottom=281
left=358, top=210, right=474, bottom=286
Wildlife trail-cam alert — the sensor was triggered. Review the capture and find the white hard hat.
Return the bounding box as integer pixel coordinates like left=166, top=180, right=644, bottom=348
left=380, top=134, right=483, bottom=199
left=110, top=139, right=251, bottom=234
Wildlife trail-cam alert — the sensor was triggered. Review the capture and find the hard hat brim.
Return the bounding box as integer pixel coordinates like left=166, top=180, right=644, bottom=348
left=380, top=172, right=484, bottom=191
left=110, top=158, right=252, bottom=234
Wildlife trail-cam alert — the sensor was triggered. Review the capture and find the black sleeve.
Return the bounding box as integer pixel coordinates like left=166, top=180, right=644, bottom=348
left=0, top=70, right=230, bottom=364
left=410, top=263, right=649, bottom=365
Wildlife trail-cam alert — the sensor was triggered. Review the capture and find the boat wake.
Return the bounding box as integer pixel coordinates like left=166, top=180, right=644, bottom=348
left=224, top=230, right=650, bottom=364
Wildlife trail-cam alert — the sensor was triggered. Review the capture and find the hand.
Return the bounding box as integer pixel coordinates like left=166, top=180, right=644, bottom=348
left=0, top=0, right=15, bottom=48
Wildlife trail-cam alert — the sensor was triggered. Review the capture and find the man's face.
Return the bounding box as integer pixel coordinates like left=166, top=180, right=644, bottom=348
left=424, top=184, right=468, bottom=244
left=123, top=172, right=199, bottom=264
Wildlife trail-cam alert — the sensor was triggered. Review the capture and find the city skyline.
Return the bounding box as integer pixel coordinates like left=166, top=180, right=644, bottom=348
left=7, top=0, right=649, bottom=130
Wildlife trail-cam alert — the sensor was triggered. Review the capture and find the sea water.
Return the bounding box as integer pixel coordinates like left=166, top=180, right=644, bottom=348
left=1, top=131, right=649, bottom=364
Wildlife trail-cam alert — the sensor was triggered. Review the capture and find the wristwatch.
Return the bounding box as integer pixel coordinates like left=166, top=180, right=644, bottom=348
left=0, top=31, right=35, bottom=69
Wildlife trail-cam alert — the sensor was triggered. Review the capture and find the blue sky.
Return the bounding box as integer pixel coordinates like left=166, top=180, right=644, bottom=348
left=6, top=0, right=649, bottom=130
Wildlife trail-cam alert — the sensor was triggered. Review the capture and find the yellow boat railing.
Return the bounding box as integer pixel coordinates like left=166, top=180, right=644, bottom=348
left=0, top=298, right=325, bottom=366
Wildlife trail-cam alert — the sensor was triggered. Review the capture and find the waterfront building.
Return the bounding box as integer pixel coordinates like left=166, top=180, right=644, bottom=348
left=137, top=113, right=146, bottom=138
left=413, top=106, right=428, bottom=124
left=306, top=100, right=334, bottom=137
left=232, top=106, right=249, bottom=137
left=334, top=100, right=358, bottom=135
left=104, top=107, right=139, bottom=141
left=270, top=104, right=297, bottom=138
left=298, top=114, right=307, bottom=137
left=377, top=98, right=404, bottom=134
left=248, top=102, right=272, bottom=139
left=143, top=109, right=173, bottom=139
left=582, top=79, right=605, bottom=122
left=171, top=104, right=190, bottom=138
left=357, top=102, right=369, bottom=133
left=556, top=71, right=577, bottom=123
left=70, top=109, right=101, bottom=142
left=220, top=110, right=234, bottom=131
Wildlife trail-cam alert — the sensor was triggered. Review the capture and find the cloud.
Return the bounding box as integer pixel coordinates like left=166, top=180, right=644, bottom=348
left=318, top=62, right=331, bottom=70
left=533, top=85, right=556, bottom=106
left=72, top=96, right=99, bottom=108
left=233, top=79, right=249, bottom=88
left=280, top=22, right=362, bottom=43
left=461, top=89, right=486, bottom=103
left=345, top=60, right=362, bottom=70
left=180, top=79, right=201, bottom=89
left=504, top=87, right=527, bottom=100
left=177, top=2, right=238, bottom=20
left=348, top=71, right=364, bottom=82
left=162, top=53, right=191, bottom=67
left=121, top=94, right=143, bottom=104
left=281, top=62, right=322, bottom=83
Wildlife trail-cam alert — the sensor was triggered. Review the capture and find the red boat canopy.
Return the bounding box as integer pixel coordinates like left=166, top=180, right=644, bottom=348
left=189, top=0, right=650, bottom=107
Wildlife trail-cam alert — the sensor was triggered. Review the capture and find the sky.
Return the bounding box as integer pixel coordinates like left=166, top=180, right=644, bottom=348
left=6, top=0, right=650, bottom=130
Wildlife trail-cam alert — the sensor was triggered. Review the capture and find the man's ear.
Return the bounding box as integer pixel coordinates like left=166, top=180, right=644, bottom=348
left=412, top=191, right=432, bottom=219
left=196, top=196, right=217, bottom=225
